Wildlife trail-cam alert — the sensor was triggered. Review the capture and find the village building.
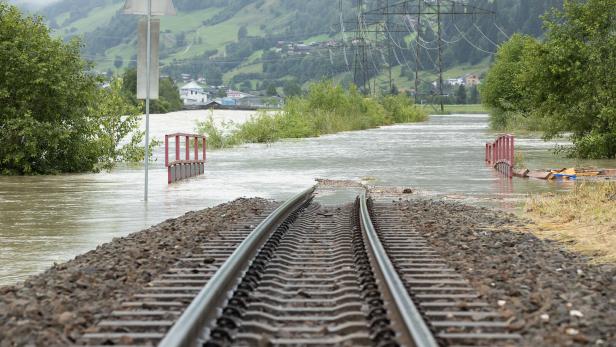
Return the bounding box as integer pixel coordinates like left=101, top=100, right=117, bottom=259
left=179, top=81, right=208, bottom=106
left=445, top=78, right=465, bottom=86
left=464, top=73, right=481, bottom=86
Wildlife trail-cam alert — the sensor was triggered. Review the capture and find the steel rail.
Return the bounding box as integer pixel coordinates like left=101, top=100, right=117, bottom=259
left=359, top=192, right=439, bottom=347
left=158, top=186, right=315, bottom=347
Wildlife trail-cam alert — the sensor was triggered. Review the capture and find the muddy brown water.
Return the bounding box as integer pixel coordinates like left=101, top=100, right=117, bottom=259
left=1, top=112, right=615, bottom=285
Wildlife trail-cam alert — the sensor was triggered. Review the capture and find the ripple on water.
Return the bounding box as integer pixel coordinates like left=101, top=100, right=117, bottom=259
left=1, top=112, right=615, bottom=284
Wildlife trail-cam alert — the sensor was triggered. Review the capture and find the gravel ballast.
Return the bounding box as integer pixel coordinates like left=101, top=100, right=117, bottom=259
left=0, top=197, right=276, bottom=346
left=387, top=198, right=616, bottom=346
left=2, top=192, right=615, bottom=347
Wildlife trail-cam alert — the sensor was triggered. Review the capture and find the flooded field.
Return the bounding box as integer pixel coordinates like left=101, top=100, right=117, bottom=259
left=1, top=111, right=615, bottom=285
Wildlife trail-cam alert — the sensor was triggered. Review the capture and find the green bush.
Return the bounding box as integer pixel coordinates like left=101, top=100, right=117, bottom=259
left=0, top=3, right=143, bottom=175
left=197, top=81, right=427, bottom=149
left=482, top=0, right=616, bottom=158
left=381, top=95, right=428, bottom=123
left=121, top=68, right=183, bottom=114
left=195, top=114, right=241, bottom=149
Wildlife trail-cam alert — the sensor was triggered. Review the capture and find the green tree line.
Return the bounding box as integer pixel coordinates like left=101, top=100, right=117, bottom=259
left=0, top=3, right=145, bottom=175
left=482, top=0, right=616, bottom=159
left=197, top=80, right=427, bottom=149
left=121, top=68, right=183, bottom=114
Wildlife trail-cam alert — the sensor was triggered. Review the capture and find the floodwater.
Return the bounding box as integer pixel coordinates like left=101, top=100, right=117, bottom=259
left=1, top=111, right=615, bottom=285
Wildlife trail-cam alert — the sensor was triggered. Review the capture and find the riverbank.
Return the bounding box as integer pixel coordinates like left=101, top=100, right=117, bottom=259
left=0, top=198, right=276, bottom=346
left=524, top=182, right=616, bottom=263
left=420, top=104, right=487, bottom=114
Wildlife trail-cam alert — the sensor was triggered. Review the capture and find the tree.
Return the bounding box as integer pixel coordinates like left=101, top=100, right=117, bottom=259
left=95, top=79, right=145, bottom=169
left=217, top=89, right=228, bottom=98
left=390, top=83, right=399, bottom=95
left=0, top=3, right=143, bottom=174
left=483, top=0, right=616, bottom=158
left=469, top=86, right=480, bottom=104
left=240, top=80, right=252, bottom=92
left=482, top=34, right=538, bottom=114
left=522, top=0, right=616, bottom=158
left=283, top=81, right=302, bottom=97
left=121, top=68, right=183, bottom=114
left=455, top=85, right=467, bottom=104
left=237, top=25, right=248, bottom=40
left=267, top=84, right=278, bottom=96
left=114, top=55, right=123, bottom=69
left=175, top=32, right=186, bottom=48
left=481, top=34, right=540, bottom=129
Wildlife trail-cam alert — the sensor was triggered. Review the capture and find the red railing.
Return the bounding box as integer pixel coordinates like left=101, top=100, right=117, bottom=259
left=165, top=133, right=207, bottom=184
left=486, top=134, right=514, bottom=178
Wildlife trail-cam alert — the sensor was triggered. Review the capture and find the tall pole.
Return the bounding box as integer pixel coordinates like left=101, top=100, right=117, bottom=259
left=414, top=0, right=421, bottom=103
left=436, top=0, right=444, bottom=112
left=373, top=29, right=377, bottom=96
left=144, top=0, right=151, bottom=201
left=385, top=0, right=392, bottom=93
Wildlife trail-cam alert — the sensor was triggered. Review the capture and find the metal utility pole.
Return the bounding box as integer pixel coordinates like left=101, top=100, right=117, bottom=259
left=436, top=0, right=444, bottom=113
left=363, top=0, right=493, bottom=108
left=373, top=29, right=378, bottom=96
left=353, top=0, right=369, bottom=94
left=144, top=0, right=152, bottom=201
left=414, top=0, right=421, bottom=103
left=385, top=0, right=393, bottom=93
left=123, top=0, right=175, bottom=201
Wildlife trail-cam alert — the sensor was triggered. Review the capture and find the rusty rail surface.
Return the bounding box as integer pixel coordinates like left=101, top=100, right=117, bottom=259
left=165, top=133, right=207, bottom=184
left=486, top=134, right=515, bottom=178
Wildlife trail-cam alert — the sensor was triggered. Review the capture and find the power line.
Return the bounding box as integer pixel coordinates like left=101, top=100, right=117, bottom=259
left=473, top=23, right=500, bottom=48
left=452, top=23, right=497, bottom=55
left=366, top=0, right=495, bottom=107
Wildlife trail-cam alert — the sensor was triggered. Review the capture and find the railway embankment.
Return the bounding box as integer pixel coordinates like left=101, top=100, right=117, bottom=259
left=1, top=190, right=615, bottom=346
left=395, top=198, right=616, bottom=346
left=0, top=198, right=276, bottom=346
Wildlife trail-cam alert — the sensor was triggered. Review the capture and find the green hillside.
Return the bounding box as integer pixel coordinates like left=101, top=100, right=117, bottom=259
left=37, top=0, right=563, bottom=93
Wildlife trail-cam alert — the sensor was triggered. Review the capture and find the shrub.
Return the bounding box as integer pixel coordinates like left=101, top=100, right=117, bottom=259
left=0, top=3, right=143, bottom=174
left=196, top=81, right=427, bottom=149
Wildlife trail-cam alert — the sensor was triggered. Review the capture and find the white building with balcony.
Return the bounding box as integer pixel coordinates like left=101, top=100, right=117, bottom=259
left=180, top=81, right=208, bottom=106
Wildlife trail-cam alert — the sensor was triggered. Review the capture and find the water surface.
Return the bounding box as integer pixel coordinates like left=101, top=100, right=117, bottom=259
left=1, top=112, right=614, bottom=285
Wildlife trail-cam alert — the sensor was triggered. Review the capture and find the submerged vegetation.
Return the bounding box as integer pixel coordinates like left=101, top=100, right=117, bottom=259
left=197, top=81, right=427, bottom=149
left=482, top=0, right=616, bottom=159
left=0, top=3, right=145, bottom=175
left=420, top=104, right=487, bottom=115
left=525, top=182, right=616, bottom=263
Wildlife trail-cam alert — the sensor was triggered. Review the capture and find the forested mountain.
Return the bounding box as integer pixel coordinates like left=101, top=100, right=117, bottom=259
left=36, top=0, right=562, bottom=92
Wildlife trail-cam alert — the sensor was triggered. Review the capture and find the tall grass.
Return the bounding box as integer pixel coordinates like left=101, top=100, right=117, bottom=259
left=525, top=182, right=616, bottom=263
left=195, top=114, right=241, bottom=149
left=196, top=81, right=427, bottom=149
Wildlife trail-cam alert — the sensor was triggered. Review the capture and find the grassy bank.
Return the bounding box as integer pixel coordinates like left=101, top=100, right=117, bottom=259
left=197, top=81, right=427, bottom=149
left=421, top=104, right=487, bottom=115
left=525, top=182, right=616, bottom=263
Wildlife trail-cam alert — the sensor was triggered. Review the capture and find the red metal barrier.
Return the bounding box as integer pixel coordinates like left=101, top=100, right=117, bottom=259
left=486, top=134, right=514, bottom=178
left=165, top=133, right=207, bottom=184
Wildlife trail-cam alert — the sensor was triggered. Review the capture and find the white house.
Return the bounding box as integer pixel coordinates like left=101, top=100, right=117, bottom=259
left=180, top=81, right=208, bottom=106
left=463, top=73, right=481, bottom=86
left=445, top=78, right=465, bottom=86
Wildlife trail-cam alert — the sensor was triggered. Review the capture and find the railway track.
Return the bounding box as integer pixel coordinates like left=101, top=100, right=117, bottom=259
left=81, top=188, right=521, bottom=346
